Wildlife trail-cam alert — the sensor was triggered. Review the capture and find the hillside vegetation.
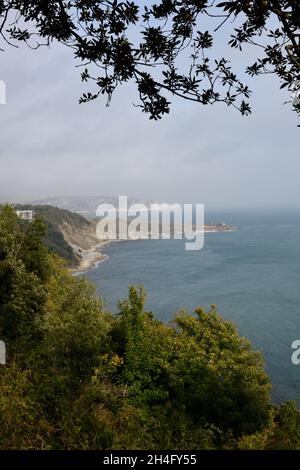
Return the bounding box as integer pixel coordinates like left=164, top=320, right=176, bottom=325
left=16, top=205, right=98, bottom=266
left=0, top=205, right=300, bottom=450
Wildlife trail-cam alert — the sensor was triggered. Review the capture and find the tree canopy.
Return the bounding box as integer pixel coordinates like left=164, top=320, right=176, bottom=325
left=0, top=1, right=299, bottom=120
left=1, top=205, right=300, bottom=449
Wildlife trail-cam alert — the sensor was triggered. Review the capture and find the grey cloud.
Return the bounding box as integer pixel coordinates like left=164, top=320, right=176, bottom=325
left=0, top=38, right=298, bottom=209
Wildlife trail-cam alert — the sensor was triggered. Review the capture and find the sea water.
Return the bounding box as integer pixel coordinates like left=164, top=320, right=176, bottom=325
left=85, top=212, right=300, bottom=404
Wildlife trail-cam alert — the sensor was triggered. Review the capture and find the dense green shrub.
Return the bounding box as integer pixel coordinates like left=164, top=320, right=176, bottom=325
left=0, top=204, right=300, bottom=449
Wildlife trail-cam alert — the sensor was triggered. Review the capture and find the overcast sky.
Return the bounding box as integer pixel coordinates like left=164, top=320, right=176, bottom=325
left=0, top=18, right=299, bottom=211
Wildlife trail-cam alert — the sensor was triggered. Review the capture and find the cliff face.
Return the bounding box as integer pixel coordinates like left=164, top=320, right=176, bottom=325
left=59, top=219, right=99, bottom=251
left=16, top=204, right=100, bottom=266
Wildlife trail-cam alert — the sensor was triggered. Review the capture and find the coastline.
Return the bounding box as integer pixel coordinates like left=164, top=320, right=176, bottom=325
left=71, top=224, right=236, bottom=275
left=71, top=240, right=112, bottom=276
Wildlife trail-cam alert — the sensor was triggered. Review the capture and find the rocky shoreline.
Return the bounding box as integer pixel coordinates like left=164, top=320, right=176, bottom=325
left=71, top=241, right=110, bottom=275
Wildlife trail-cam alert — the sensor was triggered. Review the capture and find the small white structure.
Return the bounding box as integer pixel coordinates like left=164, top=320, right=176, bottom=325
left=16, top=210, right=35, bottom=221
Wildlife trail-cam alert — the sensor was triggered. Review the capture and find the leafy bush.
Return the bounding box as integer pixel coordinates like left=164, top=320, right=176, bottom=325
left=0, top=204, right=300, bottom=450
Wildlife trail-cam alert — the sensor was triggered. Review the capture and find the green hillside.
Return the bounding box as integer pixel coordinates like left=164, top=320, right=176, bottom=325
left=1, top=204, right=300, bottom=450
left=15, top=205, right=92, bottom=265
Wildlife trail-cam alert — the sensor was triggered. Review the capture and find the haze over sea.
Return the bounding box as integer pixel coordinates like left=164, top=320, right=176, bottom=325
left=85, top=209, right=300, bottom=404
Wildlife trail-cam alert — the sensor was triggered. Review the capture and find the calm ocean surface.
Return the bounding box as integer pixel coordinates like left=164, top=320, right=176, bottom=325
left=85, top=212, right=300, bottom=404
